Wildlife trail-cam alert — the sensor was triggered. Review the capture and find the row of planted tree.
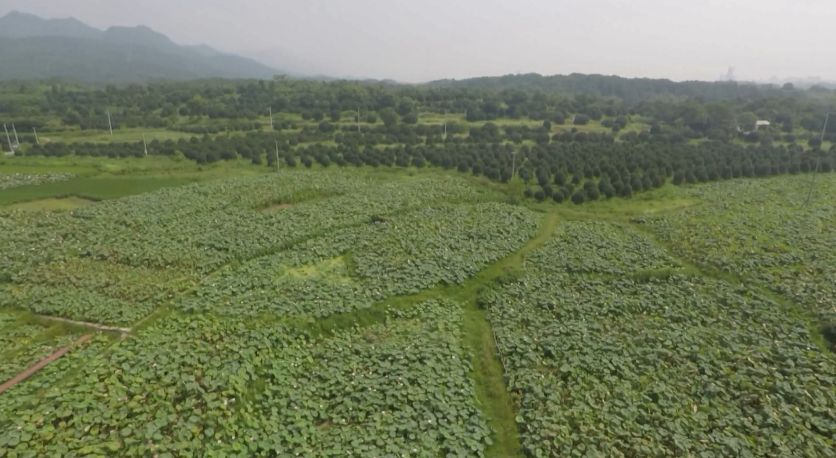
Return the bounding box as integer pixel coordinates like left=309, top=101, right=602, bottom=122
left=22, top=131, right=834, bottom=203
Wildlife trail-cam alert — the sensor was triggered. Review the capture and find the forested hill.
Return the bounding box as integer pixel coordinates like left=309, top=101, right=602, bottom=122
left=427, top=73, right=793, bottom=103
left=0, top=11, right=278, bottom=83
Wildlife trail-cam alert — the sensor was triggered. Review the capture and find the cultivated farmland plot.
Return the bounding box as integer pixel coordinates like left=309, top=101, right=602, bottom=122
left=181, top=202, right=538, bottom=317
left=639, top=175, right=836, bottom=347
left=483, top=221, right=835, bottom=456
left=1, top=170, right=506, bottom=325
left=0, top=170, right=834, bottom=456
left=0, top=302, right=491, bottom=456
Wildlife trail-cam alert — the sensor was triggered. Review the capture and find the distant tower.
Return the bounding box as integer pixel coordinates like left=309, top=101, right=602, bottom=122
left=724, top=66, right=736, bottom=82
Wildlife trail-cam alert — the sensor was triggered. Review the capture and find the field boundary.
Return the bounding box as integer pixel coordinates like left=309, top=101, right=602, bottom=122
left=0, top=334, right=93, bottom=395
left=460, top=211, right=560, bottom=458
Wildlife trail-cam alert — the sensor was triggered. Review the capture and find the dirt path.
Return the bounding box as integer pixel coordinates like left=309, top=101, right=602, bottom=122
left=36, top=315, right=130, bottom=334
left=0, top=334, right=93, bottom=395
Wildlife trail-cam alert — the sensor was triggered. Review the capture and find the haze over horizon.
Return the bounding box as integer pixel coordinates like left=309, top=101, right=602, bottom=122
left=0, top=0, right=833, bottom=83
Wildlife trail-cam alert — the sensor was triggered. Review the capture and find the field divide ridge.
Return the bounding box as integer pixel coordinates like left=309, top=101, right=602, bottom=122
left=456, top=211, right=560, bottom=458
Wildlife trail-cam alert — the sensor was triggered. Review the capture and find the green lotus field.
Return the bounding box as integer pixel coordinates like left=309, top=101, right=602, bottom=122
left=0, top=164, right=833, bottom=456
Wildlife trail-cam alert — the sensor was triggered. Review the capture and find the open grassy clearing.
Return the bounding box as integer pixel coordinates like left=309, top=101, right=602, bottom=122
left=35, top=127, right=197, bottom=144
left=6, top=196, right=94, bottom=211
left=0, top=157, right=265, bottom=206
left=0, top=175, right=201, bottom=206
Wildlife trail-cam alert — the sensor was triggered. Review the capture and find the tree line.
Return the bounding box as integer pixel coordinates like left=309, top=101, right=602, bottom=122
left=1, top=74, right=835, bottom=145
left=25, top=132, right=835, bottom=203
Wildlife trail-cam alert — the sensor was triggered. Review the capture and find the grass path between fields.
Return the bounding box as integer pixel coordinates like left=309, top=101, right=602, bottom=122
left=301, top=210, right=561, bottom=457
left=457, top=211, right=561, bottom=458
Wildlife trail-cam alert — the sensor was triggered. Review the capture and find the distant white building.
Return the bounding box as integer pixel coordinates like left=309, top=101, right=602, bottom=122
left=755, top=120, right=771, bottom=130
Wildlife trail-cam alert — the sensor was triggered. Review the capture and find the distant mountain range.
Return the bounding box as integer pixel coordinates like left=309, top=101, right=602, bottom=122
left=0, top=11, right=279, bottom=82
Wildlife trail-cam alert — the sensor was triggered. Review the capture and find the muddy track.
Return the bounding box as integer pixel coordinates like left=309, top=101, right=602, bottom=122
left=36, top=315, right=130, bottom=334
left=0, top=334, right=93, bottom=395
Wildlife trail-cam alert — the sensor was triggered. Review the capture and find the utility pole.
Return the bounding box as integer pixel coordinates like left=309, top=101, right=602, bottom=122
left=803, top=112, right=829, bottom=207
left=274, top=141, right=281, bottom=172
left=443, top=123, right=447, bottom=140
left=269, top=107, right=274, bottom=130
left=357, top=107, right=361, bottom=133
left=511, top=150, right=517, bottom=178
left=106, top=110, right=113, bottom=137
left=32, top=127, right=40, bottom=145
left=142, top=135, right=149, bottom=156
left=11, top=123, right=19, bottom=147
left=3, top=124, right=12, bottom=154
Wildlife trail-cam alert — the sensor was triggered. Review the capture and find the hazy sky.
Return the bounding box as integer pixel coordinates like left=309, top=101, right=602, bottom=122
left=1, top=0, right=834, bottom=82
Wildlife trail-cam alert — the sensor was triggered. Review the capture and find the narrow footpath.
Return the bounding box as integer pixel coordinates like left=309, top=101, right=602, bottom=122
left=0, top=334, right=93, bottom=395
